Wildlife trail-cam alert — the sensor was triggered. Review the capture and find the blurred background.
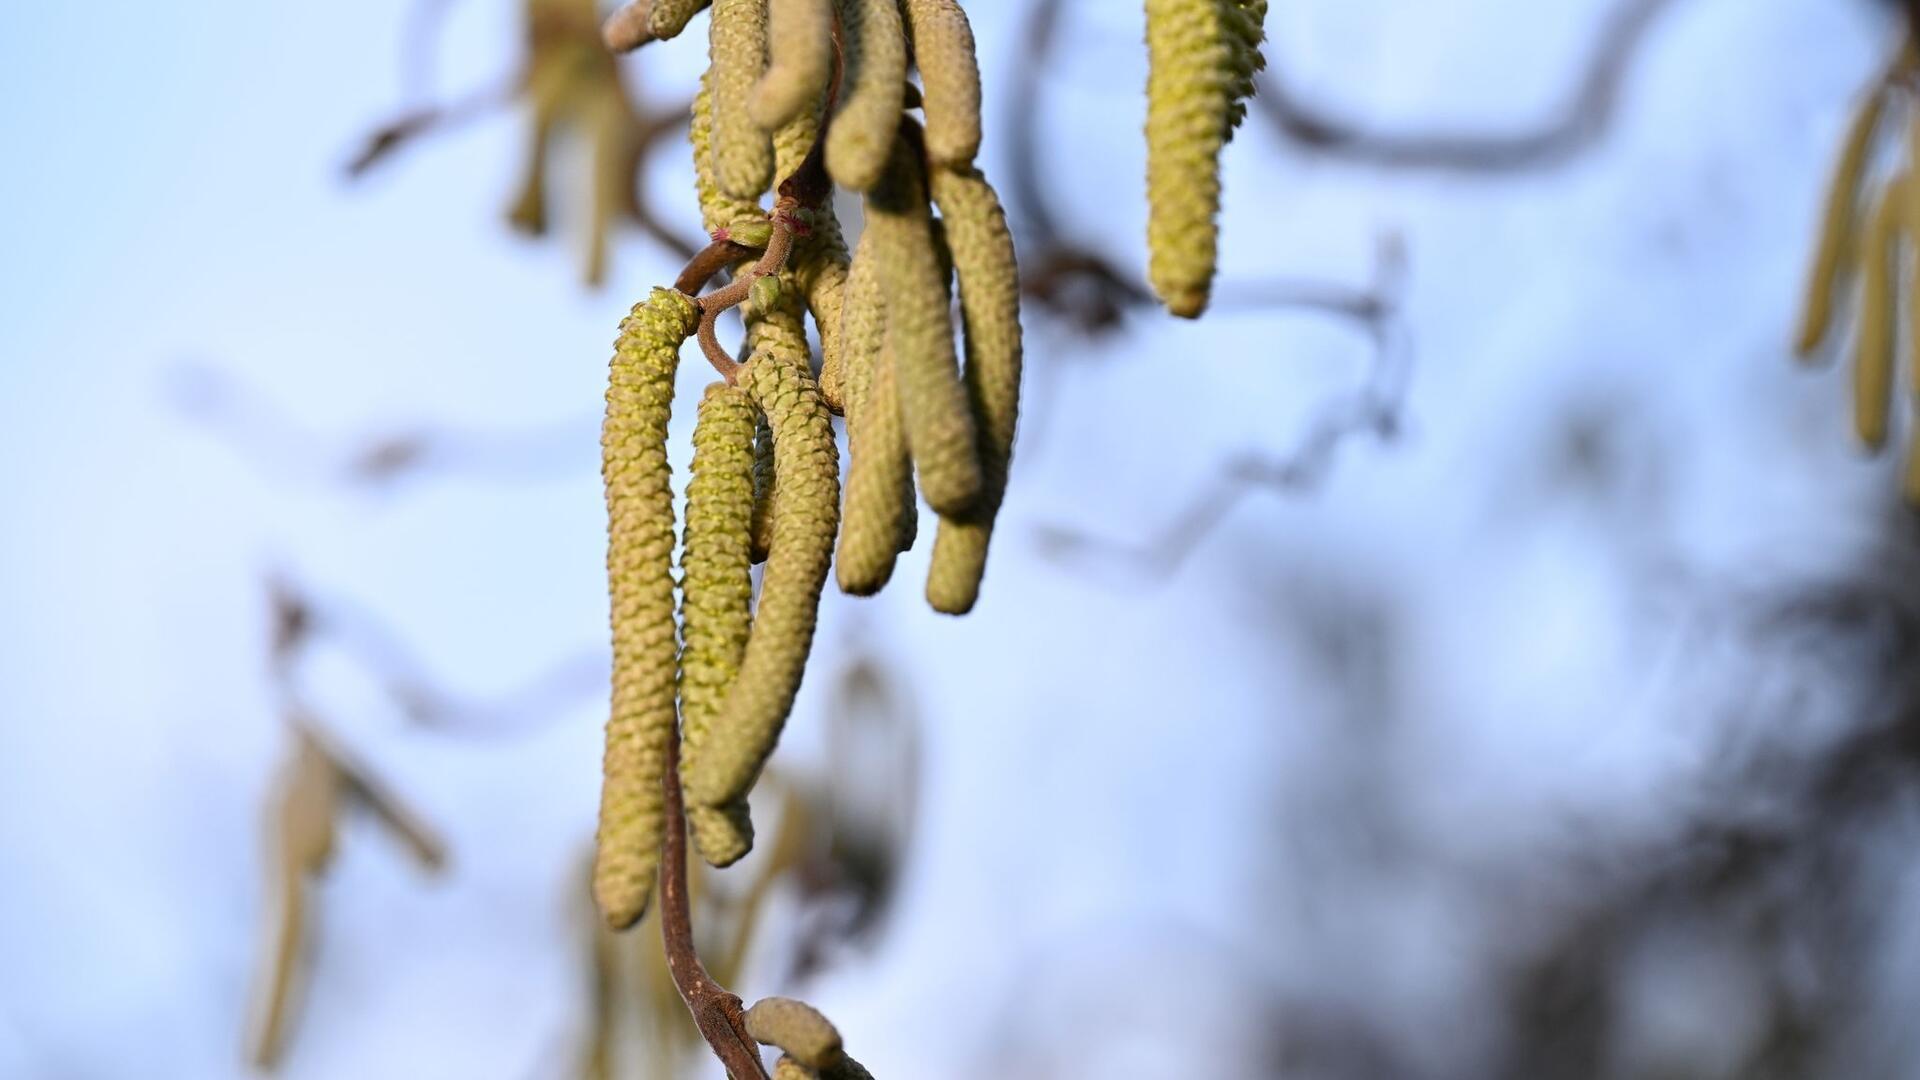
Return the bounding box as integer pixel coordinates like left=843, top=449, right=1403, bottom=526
left=6, top=0, right=1920, bottom=1077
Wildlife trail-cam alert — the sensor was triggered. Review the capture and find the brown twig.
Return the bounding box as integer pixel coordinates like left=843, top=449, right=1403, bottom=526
left=660, top=727, right=772, bottom=1080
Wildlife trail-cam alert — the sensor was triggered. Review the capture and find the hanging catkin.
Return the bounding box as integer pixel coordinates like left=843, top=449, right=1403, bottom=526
left=752, top=0, right=835, bottom=134
left=837, top=240, right=918, bottom=594
left=827, top=0, right=908, bottom=191
left=678, top=382, right=760, bottom=867
left=867, top=128, right=981, bottom=515
left=684, top=341, right=841, bottom=811
left=693, top=72, right=766, bottom=236
left=648, top=0, right=714, bottom=41
left=1855, top=176, right=1902, bottom=451
left=925, top=165, right=1021, bottom=614
left=900, top=0, right=982, bottom=167
left=1796, top=82, right=1891, bottom=357
left=746, top=997, right=844, bottom=1069
left=594, top=286, right=699, bottom=930
left=1144, top=0, right=1237, bottom=319
left=709, top=0, right=775, bottom=200
left=746, top=288, right=814, bottom=562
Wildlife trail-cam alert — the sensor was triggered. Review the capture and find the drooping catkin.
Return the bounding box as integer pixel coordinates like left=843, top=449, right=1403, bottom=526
left=693, top=72, right=765, bottom=236
left=709, top=0, right=775, bottom=200
left=1144, top=0, right=1237, bottom=319
left=594, top=286, right=699, bottom=930
left=900, top=0, right=982, bottom=168
left=1796, top=83, right=1891, bottom=358
left=746, top=997, right=844, bottom=1069
left=836, top=230, right=919, bottom=593
left=684, top=342, right=841, bottom=810
left=746, top=290, right=814, bottom=561
left=868, top=130, right=982, bottom=515
left=752, top=0, right=835, bottom=134
left=678, top=382, right=759, bottom=867
left=926, top=165, right=1021, bottom=615
left=827, top=0, right=907, bottom=191
left=649, top=0, right=714, bottom=43
left=798, top=212, right=854, bottom=414
left=1855, top=177, right=1902, bottom=451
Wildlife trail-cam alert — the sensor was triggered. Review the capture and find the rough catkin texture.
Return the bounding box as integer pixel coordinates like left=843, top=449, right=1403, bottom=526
left=750, top=410, right=778, bottom=562
left=900, top=0, right=982, bottom=167
left=678, top=382, right=759, bottom=867
left=709, top=0, right=775, bottom=200
left=685, top=343, right=840, bottom=809
left=693, top=73, right=765, bottom=235
left=745, top=291, right=813, bottom=561
left=1223, top=0, right=1267, bottom=136
left=745, top=997, right=844, bottom=1068
left=1145, top=0, right=1235, bottom=319
left=1796, top=84, right=1889, bottom=357
left=752, top=0, right=834, bottom=133
left=1855, top=178, right=1901, bottom=451
left=926, top=166, right=1021, bottom=615
left=797, top=212, right=853, bottom=414
left=827, top=0, right=907, bottom=191
left=836, top=230, right=918, bottom=593
left=868, top=132, right=981, bottom=514
left=773, top=1057, right=819, bottom=1080
left=594, top=286, right=699, bottom=930
left=648, top=0, right=714, bottom=43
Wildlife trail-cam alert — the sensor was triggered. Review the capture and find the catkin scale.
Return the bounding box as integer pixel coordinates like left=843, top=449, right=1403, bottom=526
left=709, top=0, right=775, bottom=200
left=692, top=73, right=765, bottom=236
left=649, top=0, right=714, bottom=42
left=1144, top=0, right=1237, bottom=319
left=926, top=165, right=1021, bottom=615
left=594, top=287, right=699, bottom=930
left=900, top=0, right=983, bottom=167
left=827, top=0, right=908, bottom=191
left=837, top=270, right=919, bottom=593
left=868, top=131, right=982, bottom=515
left=1796, top=84, right=1890, bottom=358
left=1855, top=179, right=1901, bottom=451
left=678, top=382, right=760, bottom=867
left=752, top=0, right=835, bottom=134
left=685, top=343, right=841, bottom=810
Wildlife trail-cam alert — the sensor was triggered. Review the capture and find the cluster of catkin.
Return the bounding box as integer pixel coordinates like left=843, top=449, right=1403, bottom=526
left=1144, top=0, right=1269, bottom=318
left=589, top=0, right=1023, bottom=930
left=1797, top=40, right=1920, bottom=506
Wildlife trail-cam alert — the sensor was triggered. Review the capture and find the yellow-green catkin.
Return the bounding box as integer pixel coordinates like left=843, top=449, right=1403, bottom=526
left=648, top=0, right=713, bottom=42
left=900, top=0, right=982, bottom=168
left=773, top=1057, right=818, bottom=1080
left=827, top=0, right=907, bottom=191
left=752, top=0, right=834, bottom=134
left=1855, top=176, right=1902, bottom=451
left=1796, top=84, right=1890, bottom=357
left=1144, top=0, right=1237, bottom=319
left=693, top=73, right=765, bottom=235
left=926, top=165, right=1021, bottom=614
left=868, top=132, right=981, bottom=515
left=745, top=291, right=813, bottom=561
left=594, top=286, right=699, bottom=930
left=798, top=213, right=853, bottom=414
left=684, top=341, right=841, bottom=810
left=745, top=997, right=844, bottom=1069
left=709, top=0, right=775, bottom=200
left=837, top=238, right=919, bottom=594
left=678, top=382, right=759, bottom=868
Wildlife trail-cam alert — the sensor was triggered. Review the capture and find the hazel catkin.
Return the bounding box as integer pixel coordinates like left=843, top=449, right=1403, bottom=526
left=867, top=129, right=981, bottom=515
left=752, top=0, right=835, bottom=134
left=926, top=165, right=1021, bottom=615
left=1855, top=176, right=1902, bottom=451
left=678, top=381, right=760, bottom=867
left=594, top=286, right=700, bottom=930
left=709, top=0, right=775, bottom=199
left=1144, top=0, right=1239, bottom=319
left=684, top=340, right=841, bottom=811
left=900, top=0, right=983, bottom=168
left=648, top=0, right=713, bottom=43
left=1796, top=81, right=1892, bottom=358
left=836, top=238, right=920, bottom=595
left=827, top=0, right=908, bottom=191
left=746, top=997, right=844, bottom=1069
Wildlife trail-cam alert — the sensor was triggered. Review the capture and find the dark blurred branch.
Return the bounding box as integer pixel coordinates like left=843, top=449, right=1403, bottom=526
left=1255, top=0, right=1680, bottom=173
left=1035, top=234, right=1411, bottom=582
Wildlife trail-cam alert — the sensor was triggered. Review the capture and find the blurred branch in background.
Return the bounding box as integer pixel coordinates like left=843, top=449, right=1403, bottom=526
left=1255, top=0, right=1681, bottom=173
left=1033, top=233, right=1410, bottom=584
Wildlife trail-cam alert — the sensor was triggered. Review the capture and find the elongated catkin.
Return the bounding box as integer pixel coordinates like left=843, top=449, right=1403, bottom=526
left=868, top=130, right=981, bottom=514
left=926, top=165, right=1021, bottom=614
left=901, top=0, right=982, bottom=167
left=798, top=212, right=854, bottom=414
left=594, top=287, right=699, bottom=930
left=752, top=0, right=835, bottom=133
left=684, top=342, right=840, bottom=810
left=827, top=0, right=907, bottom=191
left=837, top=237, right=918, bottom=594
left=746, top=290, right=813, bottom=561
left=693, top=72, right=766, bottom=236
left=649, top=0, right=714, bottom=43
left=1796, top=84, right=1891, bottom=358
left=746, top=997, right=844, bottom=1069
left=709, top=0, right=775, bottom=200
left=1855, top=178, right=1901, bottom=451
left=679, top=382, right=759, bottom=867
left=1145, top=0, right=1236, bottom=319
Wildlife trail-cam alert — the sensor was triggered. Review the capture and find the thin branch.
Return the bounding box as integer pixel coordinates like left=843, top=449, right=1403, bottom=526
left=1253, top=0, right=1680, bottom=173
